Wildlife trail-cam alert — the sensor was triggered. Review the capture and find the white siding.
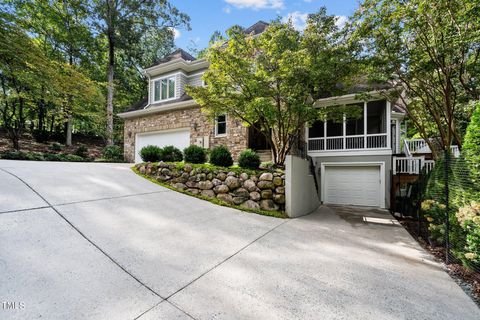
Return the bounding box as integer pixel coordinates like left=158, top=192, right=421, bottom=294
left=177, top=74, right=187, bottom=97
left=188, top=73, right=204, bottom=87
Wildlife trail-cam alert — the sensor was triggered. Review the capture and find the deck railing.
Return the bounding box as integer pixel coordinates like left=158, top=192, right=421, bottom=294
left=308, top=133, right=388, bottom=152
left=393, top=156, right=436, bottom=175
left=404, top=139, right=460, bottom=158
left=404, top=139, right=431, bottom=154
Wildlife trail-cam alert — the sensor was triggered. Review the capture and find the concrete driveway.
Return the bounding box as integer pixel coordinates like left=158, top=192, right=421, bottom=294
left=1, top=160, right=478, bottom=320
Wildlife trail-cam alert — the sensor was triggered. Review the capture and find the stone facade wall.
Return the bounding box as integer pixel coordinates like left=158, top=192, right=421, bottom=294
left=136, top=162, right=285, bottom=212
left=123, top=106, right=248, bottom=162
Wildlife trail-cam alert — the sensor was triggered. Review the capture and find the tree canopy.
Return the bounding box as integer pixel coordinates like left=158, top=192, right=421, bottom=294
left=0, top=0, right=189, bottom=150
left=187, top=9, right=358, bottom=165
left=352, top=0, right=480, bottom=157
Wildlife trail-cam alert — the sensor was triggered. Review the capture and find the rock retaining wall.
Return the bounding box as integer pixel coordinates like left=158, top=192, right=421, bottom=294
left=136, top=162, right=285, bottom=212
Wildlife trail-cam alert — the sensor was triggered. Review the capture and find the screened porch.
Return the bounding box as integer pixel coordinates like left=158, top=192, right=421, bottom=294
left=307, top=100, right=392, bottom=152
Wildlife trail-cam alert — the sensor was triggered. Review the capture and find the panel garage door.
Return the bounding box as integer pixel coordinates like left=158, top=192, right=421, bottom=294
left=135, top=128, right=190, bottom=163
left=324, top=166, right=381, bottom=207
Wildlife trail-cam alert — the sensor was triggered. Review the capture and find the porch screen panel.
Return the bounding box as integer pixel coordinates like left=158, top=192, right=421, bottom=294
left=367, top=100, right=386, bottom=134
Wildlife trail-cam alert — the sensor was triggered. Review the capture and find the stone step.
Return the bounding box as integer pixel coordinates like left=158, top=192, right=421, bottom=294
left=256, top=149, right=272, bottom=163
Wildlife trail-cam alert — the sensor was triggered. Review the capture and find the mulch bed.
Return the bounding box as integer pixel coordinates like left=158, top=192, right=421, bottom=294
left=398, top=216, right=480, bottom=306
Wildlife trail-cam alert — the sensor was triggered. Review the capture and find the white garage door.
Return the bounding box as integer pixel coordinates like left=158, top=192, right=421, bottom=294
left=135, top=128, right=190, bottom=163
left=324, top=166, right=381, bottom=207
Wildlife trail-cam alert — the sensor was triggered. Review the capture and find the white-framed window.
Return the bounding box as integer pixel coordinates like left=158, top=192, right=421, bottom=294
left=215, top=114, right=227, bottom=136
left=153, top=76, right=176, bottom=102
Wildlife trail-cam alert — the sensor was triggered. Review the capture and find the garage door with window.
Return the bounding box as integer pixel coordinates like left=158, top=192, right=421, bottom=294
left=135, top=128, right=190, bottom=163
left=323, top=165, right=382, bottom=207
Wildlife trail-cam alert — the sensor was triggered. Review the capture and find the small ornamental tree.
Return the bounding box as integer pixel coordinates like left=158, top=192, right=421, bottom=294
left=187, top=9, right=357, bottom=165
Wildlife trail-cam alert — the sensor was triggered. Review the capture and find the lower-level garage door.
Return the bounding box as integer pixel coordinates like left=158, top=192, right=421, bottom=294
left=324, top=166, right=381, bottom=207
left=135, top=128, right=190, bottom=163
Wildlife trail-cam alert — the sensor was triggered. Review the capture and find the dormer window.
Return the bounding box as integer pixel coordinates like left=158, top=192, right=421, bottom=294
left=153, top=76, right=175, bottom=102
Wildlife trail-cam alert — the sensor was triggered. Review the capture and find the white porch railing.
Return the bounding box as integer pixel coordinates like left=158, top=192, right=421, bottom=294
left=404, top=139, right=460, bottom=158
left=393, top=156, right=436, bottom=175
left=404, top=139, right=431, bottom=154
left=450, top=145, right=460, bottom=158
left=424, top=160, right=435, bottom=172
left=308, top=133, right=388, bottom=152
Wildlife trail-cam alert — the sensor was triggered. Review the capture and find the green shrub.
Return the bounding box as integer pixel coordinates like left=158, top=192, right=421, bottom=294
left=456, top=202, right=480, bottom=268
left=160, top=145, right=183, bottom=162
left=75, top=146, right=89, bottom=158
left=32, top=130, right=51, bottom=143
left=183, top=145, right=207, bottom=164
left=209, top=145, right=233, bottom=167
left=238, top=149, right=260, bottom=169
left=139, top=145, right=162, bottom=162
left=0, top=151, right=45, bottom=161
left=50, top=142, right=63, bottom=151
left=463, top=102, right=480, bottom=183
left=102, top=145, right=123, bottom=161
left=44, top=153, right=62, bottom=161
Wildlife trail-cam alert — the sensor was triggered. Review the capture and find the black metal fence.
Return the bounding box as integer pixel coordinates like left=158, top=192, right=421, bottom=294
left=399, top=150, right=480, bottom=275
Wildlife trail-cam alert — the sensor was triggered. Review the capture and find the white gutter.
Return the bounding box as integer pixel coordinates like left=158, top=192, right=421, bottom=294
left=144, top=58, right=209, bottom=77
left=117, top=100, right=198, bottom=119
left=313, top=90, right=389, bottom=108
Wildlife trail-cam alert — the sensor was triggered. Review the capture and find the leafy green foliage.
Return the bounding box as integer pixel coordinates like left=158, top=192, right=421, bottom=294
left=49, top=143, right=63, bottom=151
left=463, top=102, right=480, bottom=183
left=187, top=9, right=357, bottom=165
left=352, top=0, right=480, bottom=156
left=0, top=1, right=189, bottom=149
left=183, top=145, right=207, bottom=164
left=75, top=146, right=89, bottom=158
left=160, top=145, right=183, bottom=162
left=91, top=0, right=190, bottom=145
left=0, top=151, right=86, bottom=162
left=102, top=145, right=123, bottom=161
left=209, top=145, right=233, bottom=167
left=238, top=149, right=261, bottom=169
left=139, top=145, right=162, bottom=162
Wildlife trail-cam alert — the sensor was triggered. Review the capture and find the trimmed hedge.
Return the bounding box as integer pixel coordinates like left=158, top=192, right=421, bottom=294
left=209, top=145, right=233, bottom=167
left=161, top=145, right=183, bottom=162
left=183, top=145, right=207, bottom=164
left=139, top=145, right=162, bottom=162
left=238, top=149, right=261, bottom=169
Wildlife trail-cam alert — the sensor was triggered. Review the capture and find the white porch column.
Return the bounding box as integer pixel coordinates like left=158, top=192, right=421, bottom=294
left=386, top=101, right=391, bottom=149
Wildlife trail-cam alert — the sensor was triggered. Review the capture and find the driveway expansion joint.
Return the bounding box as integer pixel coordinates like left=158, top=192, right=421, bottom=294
left=165, top=218, right=290, bottom=301
left=0, top=167, right=165, bottom=299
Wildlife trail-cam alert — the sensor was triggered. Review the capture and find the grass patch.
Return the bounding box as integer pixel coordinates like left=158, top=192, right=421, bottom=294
left=166, top=161, right=283, bottom=176
left=132, top=166, right=287, bottom=219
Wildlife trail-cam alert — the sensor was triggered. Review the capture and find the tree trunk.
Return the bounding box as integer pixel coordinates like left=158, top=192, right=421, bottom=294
left=106, top=23, right=115, bottom=146
left=50, top=114, right=55, bottom=134
left=66, top=114, right=72, bottom=146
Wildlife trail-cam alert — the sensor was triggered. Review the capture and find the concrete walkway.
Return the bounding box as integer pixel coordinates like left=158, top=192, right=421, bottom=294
left=0, top=160, right=478, bottom=319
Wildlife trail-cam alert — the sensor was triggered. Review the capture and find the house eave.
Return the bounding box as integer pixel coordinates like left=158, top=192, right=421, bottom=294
left=313, top=90, right=396, bottom=108
left=117, top=100, right=198, bottom=119
left=144, top=58, right=209, bottom=77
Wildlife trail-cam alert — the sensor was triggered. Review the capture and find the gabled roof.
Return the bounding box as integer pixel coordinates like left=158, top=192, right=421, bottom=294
left=244, top=21, right=269, bottom=35
left=147, top=48, right=196, bottom=69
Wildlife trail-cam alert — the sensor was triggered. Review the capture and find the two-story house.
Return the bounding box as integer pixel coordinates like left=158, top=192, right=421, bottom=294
left=118, top=21, right=410, bottom=210
left=118, top=22, right=271, bottom=164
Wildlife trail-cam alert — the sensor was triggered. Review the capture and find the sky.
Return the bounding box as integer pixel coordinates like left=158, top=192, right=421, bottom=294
left=169, top=0, right=360, bottom=55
